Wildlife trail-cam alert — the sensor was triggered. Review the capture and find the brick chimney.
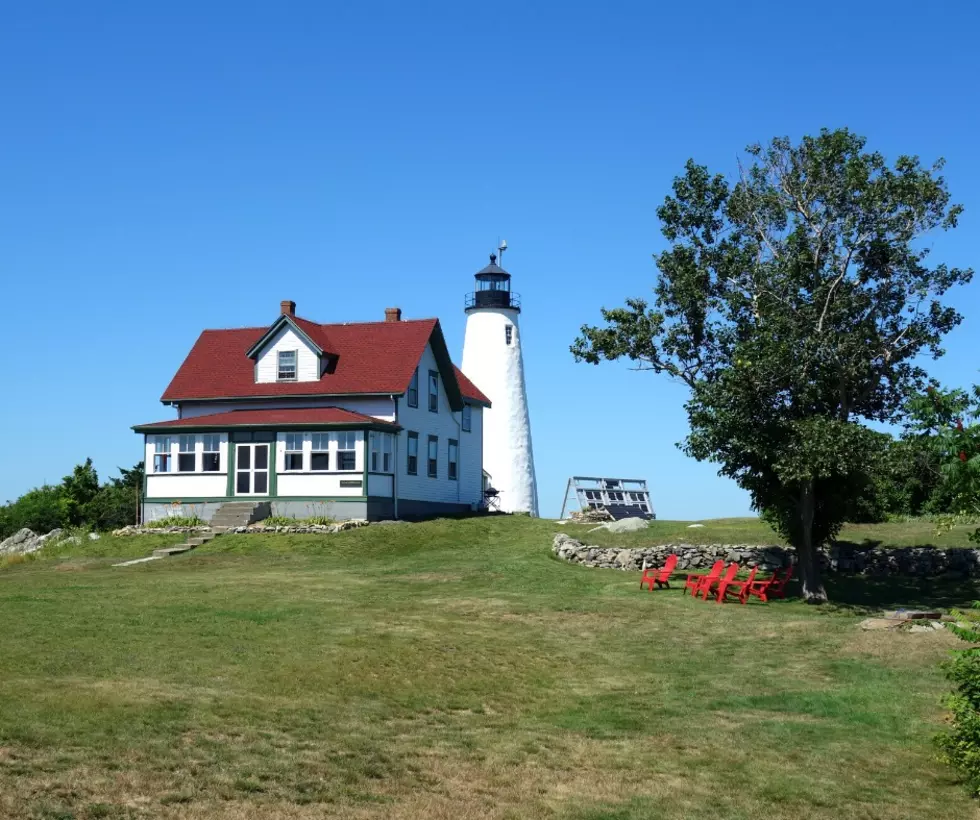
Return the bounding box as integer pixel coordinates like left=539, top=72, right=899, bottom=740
left=281, top=300, right=296, bottom=317
left=385, top=307, right=402, bottom=322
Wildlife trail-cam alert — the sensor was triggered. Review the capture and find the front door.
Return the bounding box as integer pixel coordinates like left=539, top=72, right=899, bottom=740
left=235, top=443, right=269, bottom=496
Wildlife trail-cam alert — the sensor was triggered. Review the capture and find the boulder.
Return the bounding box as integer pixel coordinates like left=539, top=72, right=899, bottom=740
left=0, top=528, right=43, bottom=556
left=601, top=518, right=650, bottom=534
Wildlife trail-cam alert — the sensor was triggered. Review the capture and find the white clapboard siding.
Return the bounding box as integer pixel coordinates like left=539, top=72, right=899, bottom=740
left=458, top=404, right=484, bottom=506
left=178, top=396, right=397, bottom=421
left=276, top=474, right=365, bottom=497
left=395, top=343, right=468, bottom=506
left=146, top=474, right=227, bottom=498
left=255, top=326, right=320, bottom=383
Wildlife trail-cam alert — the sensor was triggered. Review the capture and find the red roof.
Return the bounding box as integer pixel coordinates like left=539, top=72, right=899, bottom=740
left=134, top=407, right=400, bottom=431
left=159, top=314, right=491, bottom=408
left=453, top=365, right=491, bottom=405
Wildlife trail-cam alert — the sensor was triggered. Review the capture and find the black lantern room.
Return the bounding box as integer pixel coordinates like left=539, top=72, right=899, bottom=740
left=464, top=254, right=521, bottom=313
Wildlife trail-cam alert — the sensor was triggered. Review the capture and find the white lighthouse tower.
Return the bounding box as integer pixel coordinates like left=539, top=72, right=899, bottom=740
left=461, top=246, right=539, bottom=516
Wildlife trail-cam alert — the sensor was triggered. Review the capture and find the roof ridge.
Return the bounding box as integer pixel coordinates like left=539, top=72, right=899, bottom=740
left=197, top=317, right=438, bottom=334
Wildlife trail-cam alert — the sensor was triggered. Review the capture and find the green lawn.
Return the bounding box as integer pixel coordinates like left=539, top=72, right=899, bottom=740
left=0, top=516, right=975, bottom=819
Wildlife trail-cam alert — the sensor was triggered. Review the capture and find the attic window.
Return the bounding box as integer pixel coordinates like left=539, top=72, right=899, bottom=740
left=277, top=350, right=297, bottom=381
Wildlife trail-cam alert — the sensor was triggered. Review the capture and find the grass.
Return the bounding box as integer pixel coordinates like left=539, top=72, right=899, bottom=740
left=571, top=515, right=980, bottom=549
left=0, top=515, right=976, bottom=819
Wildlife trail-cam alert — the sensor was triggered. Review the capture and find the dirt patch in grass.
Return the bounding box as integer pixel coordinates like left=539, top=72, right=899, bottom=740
left=843, top=626, right=960, bottom=665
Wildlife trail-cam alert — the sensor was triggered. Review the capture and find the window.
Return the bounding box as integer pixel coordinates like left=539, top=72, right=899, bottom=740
left=427, top=435, right=438, bottom=478
left=335, top=431, right=356, bottom=471
left=407, top=367, right=419, bottom=408
left=202, top=434, right=220, bottom=472
left=382, top=433, right=392, bottom=472
left=462, top=404, right=472, bottom=432
left=311, top=433, right=330, bottom=470
left=407, top=431, right=418, bottom=475
left=285, top=433, right=304, bottom=471
left=178, top=435, right=196, bottom=472
left=277, top=349, right=297, bottom=381
left=428, top=370, right=439, bottom=412
left=370, top=432, right=394, bottom=473
left=505, top=325, right=513, bottom=345
left=448, top=439, right=458, bottom=480
left=153, top=436, right=171, bottom=473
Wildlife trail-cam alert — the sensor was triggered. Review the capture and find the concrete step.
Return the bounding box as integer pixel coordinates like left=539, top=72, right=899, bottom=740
left=152, top=544, right=197, bottom=557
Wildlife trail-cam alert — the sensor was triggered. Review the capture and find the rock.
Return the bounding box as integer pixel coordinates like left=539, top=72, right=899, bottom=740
left=37, top=528, right=64, bottom=545
left=908, top=624, right=934, bottom=634
left=687, top=523, right=705, bottom=528
left=329, top=519, right=370, bottom=533
left=88, top=532, right=101, bottom=541
left=603, top=518, right=650, bottom=534
left=0, top=528, right=43, bottom=556
left=860, top=618, right=901, bottom=631
left=930, top=621, right=945, bottom=631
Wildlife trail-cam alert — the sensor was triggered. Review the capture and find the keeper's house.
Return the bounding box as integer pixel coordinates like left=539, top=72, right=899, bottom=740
left=134, top=301, right=489, bottom=523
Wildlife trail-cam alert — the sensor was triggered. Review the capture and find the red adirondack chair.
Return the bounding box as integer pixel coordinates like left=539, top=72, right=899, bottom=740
left=699, top=562, right=739, bottom=601
left=639, top=554, right=679, bottom=591
left=719, top=566, right=758, bottom=604
left=683, top=560, right=724, bottom=597
left=745, top=565, right=794, bottom=603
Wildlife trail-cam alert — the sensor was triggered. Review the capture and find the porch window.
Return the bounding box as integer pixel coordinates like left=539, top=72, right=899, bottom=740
left=407, top=431, right=418, bottom=475
left=370, top=432, right=380, bottom=471
left=448, top=439, right=458, bottom=480
left=202, top=434, right=220, bottom=472
left=462, top=404, right=472, bottom=432
left=407, top=367, right=419, bottom=408
left=178, top=435, right=196, bottom=472
left=153, top=436, right=171, bottom=473
left=311, top=433, right=330, bottom=470
left=285, top=433, right=304, bottom=471
left=428, top=370, right=439, bottom=413
left=335, top=431, right=356, bottom=471
left=427, top=435, right=438, bottom=478
left=277, top=350, right=297, bottom=381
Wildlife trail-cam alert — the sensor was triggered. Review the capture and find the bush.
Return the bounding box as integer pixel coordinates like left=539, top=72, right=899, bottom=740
left=143, top=516, right=206, bottom=529
left=0, top=485, right=67, bottom=540
left=937, top=602, right=980, bottom=794
left=260, top=515, right=335, bottom=527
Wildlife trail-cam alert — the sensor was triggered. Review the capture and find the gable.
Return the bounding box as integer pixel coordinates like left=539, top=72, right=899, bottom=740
left=254, top=325, right=321, bottom=384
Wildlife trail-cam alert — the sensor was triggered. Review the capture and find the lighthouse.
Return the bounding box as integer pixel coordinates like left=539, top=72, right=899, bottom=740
left=461, top=246, right=539, bottom=516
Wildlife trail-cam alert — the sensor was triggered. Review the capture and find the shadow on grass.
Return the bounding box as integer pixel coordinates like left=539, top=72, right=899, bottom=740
left=821, top=573, right=980, bottom=613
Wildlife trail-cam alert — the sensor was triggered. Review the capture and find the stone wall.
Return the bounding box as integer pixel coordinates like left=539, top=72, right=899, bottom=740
left=552, top=533, right=980, bottom=578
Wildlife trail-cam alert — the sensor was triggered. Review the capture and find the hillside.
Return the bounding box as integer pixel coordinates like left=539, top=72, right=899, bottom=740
left=0, top=515, right=975, bottom=819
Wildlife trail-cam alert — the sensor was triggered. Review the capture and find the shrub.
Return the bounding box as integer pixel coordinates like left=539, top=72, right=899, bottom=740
left=260, top=515, right=334, bottom=527
left=144, top=516, right=206, bottom=529
left=937, top=602, right=980, bottom=794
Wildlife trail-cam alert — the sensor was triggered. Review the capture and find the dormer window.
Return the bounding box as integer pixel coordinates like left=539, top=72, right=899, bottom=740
left=277, top=350, right=297, bottom=381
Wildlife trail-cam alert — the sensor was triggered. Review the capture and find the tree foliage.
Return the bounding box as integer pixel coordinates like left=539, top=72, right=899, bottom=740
left=0, top=462, right=143, bottom=540
left=572, top=129, right=972, bottom=602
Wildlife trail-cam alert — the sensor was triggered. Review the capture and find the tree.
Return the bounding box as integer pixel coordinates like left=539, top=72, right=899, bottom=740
left=572, top=129, right=973, bottom=602
left=61, top=458, right=100, bottom=526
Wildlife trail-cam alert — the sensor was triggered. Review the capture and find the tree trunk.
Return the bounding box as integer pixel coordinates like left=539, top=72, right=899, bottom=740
left=798, top=479, right=828, bottom=604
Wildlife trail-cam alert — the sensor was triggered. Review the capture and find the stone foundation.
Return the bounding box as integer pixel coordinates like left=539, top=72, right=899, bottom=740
left=552, top=533, right=980, bottom=577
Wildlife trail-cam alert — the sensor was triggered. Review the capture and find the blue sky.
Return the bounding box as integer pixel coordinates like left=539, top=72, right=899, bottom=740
left=1, top=1, right=978, bottom=519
